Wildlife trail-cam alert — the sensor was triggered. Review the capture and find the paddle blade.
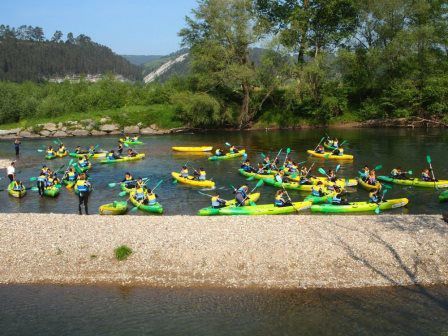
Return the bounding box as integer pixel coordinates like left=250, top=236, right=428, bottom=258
left=29, top=177, right=37, bottom=182
left=383, top=184, right=392, bottom=189
left=426, top=155, right=431, bottom=164
left=118, top=191, right=127, bottom=197
left=375, top=206, right=380, bottom=214
left=37, top=149, right=44, bottom=152
left=408, top=170, right=413, bottom=175
left=286, top=148, right=291, bottom=154
left=318, top=168, right=327, bottom=176
left=256, top=179, right=264, bottom=188
left=261, top=153, right=266, bottom=159
left=374, top=165, right=383, bottom=171
left=108, top=183, right=117, bottom=188
left=30, top=187, right=39, bottom=191
left=246, top=176, right=255, bottom=181
left=225, top=142, right=231, bottom=147
left=172, top=179, right=178, bottom=184
left=335, top=164, right=341, bottom=172
left=130, top=206, right=139, bottom=212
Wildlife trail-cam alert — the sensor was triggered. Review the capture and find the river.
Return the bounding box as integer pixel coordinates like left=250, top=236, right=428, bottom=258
left=0, top=284, right=447, bottom=335
left=0, top=128, right=447, bottom=215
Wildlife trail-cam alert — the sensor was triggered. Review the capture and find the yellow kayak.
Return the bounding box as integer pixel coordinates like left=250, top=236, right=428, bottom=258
left=307, top=150, right=354, bottom=160
left=171, top=172, right=215, bottom=188
left=357, top=178, right=382, bottom=191
left=172, top=146, right=213, bottom=152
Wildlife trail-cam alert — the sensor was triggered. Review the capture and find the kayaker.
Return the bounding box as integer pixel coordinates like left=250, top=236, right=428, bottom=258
left=6, top=161, right=15, bottom=182
left=333, top=138, right=339, bottom=149
left=74, top=146, right=82, bottom=154
left=241, top=160, right=255, bottom=173
left=331, top=186, right=348, bottom=205
left=229, top=145, right=239, bottom=154
left=180, top=166, right=189, bottom=178
left=257, top=163, right=267, bottom=174
left=122, top=172, right=135, bottom=188
left=40, top=165, right=49, bottom=176
left=274, top=171, right=287, bottom=183
left=11, top=179, right=24, bottom=191
left=132, top=136, right=139, bottom=141
left=134, top=186, right=147, bottom=202
left=311, top=181, right=326, bottom=197
left=58, top=143, right=66, bottom=154
left=136, top=177, right=147, bottom=189
left=194, top=168, right=207, bottom=181
left=37, top=170, right=47, bottom=197
left=117, top=142, right=124, bottom=155
left=369, top=189, right=380, bottom=203
left=76, top=173, right=91, bottom=215
left=64, top=167, right=77, bottom=183
left=315, top=145, right=325, bottom=154
left=332, top=147, right=344, bottom=156
left=215, top=148, right=224, bottom=157
left=262, top=156, right=271, bottom=168
left=127, top=148, right=138, bottom=157
left=288, top=162, right=298, bottom=173
left=367, top=170, right=377, bottom=185
left=391, top=167, right=408, bottom=180
left=421, top=168, right=437, bottom=182
left=361, top=166, right=370, bottom=181
left=327, top=169, right=337, bottom=182
left=78, top=155, right=90, bottom=168
left=211, top=194, right=227, bottom=209
left=274, top=190, right=292, bottom=207
left=14, top=138, right=21, bottom=156
left=47, top=173, right=59, bottom=187
left=46, top=146, right=56, bottom=157
left=107, top=150, right=120, bottom=160
left=145, top=189, right=158, bottom=205
left=235, top=185, right=249, bottom=206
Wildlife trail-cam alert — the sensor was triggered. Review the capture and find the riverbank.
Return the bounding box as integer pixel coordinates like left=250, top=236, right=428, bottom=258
left=0, top=213, right=447, bottom=289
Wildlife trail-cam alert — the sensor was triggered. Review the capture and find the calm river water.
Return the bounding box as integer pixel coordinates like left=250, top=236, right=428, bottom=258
left=0, top=128, right=447, bottom=215
left=0, top=284, right=447, bottom=335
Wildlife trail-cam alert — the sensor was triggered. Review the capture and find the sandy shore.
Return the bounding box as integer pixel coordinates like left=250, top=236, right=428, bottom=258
left=0, top=213, right=447, bottom=289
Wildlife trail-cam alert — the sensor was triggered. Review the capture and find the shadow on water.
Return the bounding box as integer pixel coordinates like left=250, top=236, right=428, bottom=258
left=0, top=284, right=447, bottom=335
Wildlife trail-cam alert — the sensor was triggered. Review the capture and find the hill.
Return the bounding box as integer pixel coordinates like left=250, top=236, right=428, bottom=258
left=121, top=55, right=163, bottom=66
left=0, top=24, right=141, bottom=82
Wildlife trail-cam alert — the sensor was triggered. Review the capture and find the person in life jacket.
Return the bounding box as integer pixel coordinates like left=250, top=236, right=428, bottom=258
left=332, top=147, right=344, bottom=156
left=241, top=160, right=255, bottom=173
left=274, top=190, right=292, bottom=207
left=211, top=194, right=227, bottom=208
left=315, top=145, right=325, bottom=154
left=311, top=181, right=326, bottom=197
left=145, top=188, right=158, bottom=205
left=369, top=189, right=380, bottom=204
left=76, top=173, right=91, bottom=215
left=134, top=186, right=147, bottom=202
left=107, top=150, right=120, bottom=160
left=274, top=171, right=287, bottom=183
left=46, top=146, right=56, bottom=157
left=229, top=145, right=238, bottom=154
left=235, top=185, right=249, bottom=206
left=333, top=138, right=339, bottom=149
left=194, top=168, right=207, bottom=181
left=331, top=186, right=348, bottom=205
left=361, top=166, right=370, bottom=181
left=262, top=156, right=271, bottom=168
left=288, top=162, right=298, bottom=173
left=135, top=177, right=146, bottom=190
left=132, top=136, right=139, bottom=141
left=327, top=169, right=337, bottom=183
left=11, top=179, right=24, bottom=191
left=127, top=148, right=138, bottom=157
left=58, top=143, right=66, bottom=154
left=64, top=167, right=77, bottom=182
left=122, top=172, right=135, bottom=188
left=421, top=168, right=436, bottom=182
left=78, top=155, right=90, bottom=168
left=47, top=173, right=60, bottom=187
left=117, top=142, right=124, bottom=155
left=256, top=163, right=267, bottom=174
left=37, top=170, right=47, bottom=197
left=367, top=170, right=377, bottom=185
left=180, top=166, right=189, bottom=178
left=215, top=148, right=224, bottom=157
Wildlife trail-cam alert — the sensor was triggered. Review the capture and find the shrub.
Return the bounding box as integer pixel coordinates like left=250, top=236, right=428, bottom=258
left=114, top=245, right=132, bottom=261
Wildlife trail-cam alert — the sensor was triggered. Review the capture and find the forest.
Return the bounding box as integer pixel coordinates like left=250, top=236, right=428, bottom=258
left=0, top=0, right=447, bottom=129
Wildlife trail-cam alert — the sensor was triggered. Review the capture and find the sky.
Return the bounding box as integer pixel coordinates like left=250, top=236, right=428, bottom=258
left=0, top=0, right=198, bottom=55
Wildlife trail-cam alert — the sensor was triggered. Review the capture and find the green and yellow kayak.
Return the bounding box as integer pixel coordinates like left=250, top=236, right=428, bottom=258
left=263, top=178, right=315, bottom=191
left=310, top=198, right=409, bottom=213
left=304, top=192, right=336, bottom=204
left=209, top=150, right=246, bottom=161
left=238, top=169, right=275, bottom=180
left=171, top=172, right=215, bottom=188
left=99, top=201, right=128, bottom=215
left=198, top=193, right=261, bottom=215
left=100, top=153, right=145, bottom=164
left=307, top=150, right=354, bottom=160
left=323, top=142, right=341, bottom=151
left=62, top=178, right=76, bottom=189
left=439, top=190, right=448, bottom=202
left=214, top=201, right=312, bottom=215
left=120, top=138, right=143, bottom=145
left=45, top=153, right=57, bottom=160
left=120, top=182, right=136, bottom=194
left=377, top=176, right=448, bottom=188
left=357, top=178, right=382, bottom=191
left=7, top=182, right=26, bottom=198
left=69, top=151, right=107, bottom=159
left=43, top=184, right=62, bottom=198
left=73, top=162, right=92, bottom=173
left=129, top=191, right=163, bottom=214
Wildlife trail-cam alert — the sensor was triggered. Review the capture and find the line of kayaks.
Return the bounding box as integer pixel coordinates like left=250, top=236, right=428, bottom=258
left=172, top=146, right=213, bottom=152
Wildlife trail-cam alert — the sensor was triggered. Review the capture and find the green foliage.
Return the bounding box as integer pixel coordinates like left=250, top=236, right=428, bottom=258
left=114, top=245, right=132, bottom=261
left=171, top=92, right=223, bottom=127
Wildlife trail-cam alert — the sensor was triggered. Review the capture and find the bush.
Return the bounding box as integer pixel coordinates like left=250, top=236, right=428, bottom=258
left=114, top=245, right=132, bottom=261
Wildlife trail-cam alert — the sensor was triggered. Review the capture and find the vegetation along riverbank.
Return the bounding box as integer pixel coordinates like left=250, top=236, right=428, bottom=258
left=1, top=213, right=447, bottom=289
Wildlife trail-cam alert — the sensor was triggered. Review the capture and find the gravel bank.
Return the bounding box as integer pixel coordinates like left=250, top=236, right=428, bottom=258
left=0, top=213, right=447, bottom=289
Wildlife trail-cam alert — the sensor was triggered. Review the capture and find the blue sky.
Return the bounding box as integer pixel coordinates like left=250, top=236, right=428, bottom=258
left=1, top=0, right=198, bottom=55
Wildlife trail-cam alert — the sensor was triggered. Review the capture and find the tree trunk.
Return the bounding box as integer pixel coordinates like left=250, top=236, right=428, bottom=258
left=297, top=0, right=309, bottom=65
left=239, top=81, right=251, bottom=129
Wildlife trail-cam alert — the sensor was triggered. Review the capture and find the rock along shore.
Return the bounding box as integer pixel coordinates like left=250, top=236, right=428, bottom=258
left=0, top=213, right=447, bottom=289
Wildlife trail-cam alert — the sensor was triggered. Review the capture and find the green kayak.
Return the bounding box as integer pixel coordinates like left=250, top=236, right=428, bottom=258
left=43, top=184, right=62, bottom=198
left=120, top=138, right=143, bottom=146
left=310, top=198, right=409, bottom=213
left=129, top=191, right=163, bottom=214
left=378, top=176, right=448, bottom=188
left=263, top=178, right=314, bottom=191
left=45, top=154, right=57, bottom=160
left=209, top=150, right=246, bottom=161
left=62, top=179, right=76, bottom=189
left=99, top=201, right=128, bottom=215
left=120, top=182, right=136, bottom=193
left=238, top=168, right=275, bottom=180
left=215, top=201, right=312, bottom=216
left=304, top=192, right=335, bottom=204
left=197, top=193, right=261, bottom=216
left=439, top=190, right=448, bottom=202
left=100, top=153, right=145, bottom=164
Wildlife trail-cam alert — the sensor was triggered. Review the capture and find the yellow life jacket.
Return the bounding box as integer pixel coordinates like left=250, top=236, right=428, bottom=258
left=125, top=176, right=133, bottom=181
left=147, top=193, right=156, bottom=201
left=200, top=171, right=206, bottom=176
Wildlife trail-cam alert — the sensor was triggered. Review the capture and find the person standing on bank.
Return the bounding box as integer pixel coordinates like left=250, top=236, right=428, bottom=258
left=14, top=138, right=21, bottom=156
left=6, top=161, right=15, bottom=182
left=75, top=173, right=92, bottom=215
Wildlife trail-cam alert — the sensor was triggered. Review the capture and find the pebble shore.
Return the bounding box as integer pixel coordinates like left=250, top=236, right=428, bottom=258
left=0, top=213, right=447, bottom=289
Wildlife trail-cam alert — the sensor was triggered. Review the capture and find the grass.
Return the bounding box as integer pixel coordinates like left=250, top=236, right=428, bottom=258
left=114, top=245, right=132, bottom=261
left=0, top=104, right=182, bottom=130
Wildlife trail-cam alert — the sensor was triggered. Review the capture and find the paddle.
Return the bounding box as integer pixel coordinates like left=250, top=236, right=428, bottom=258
left=109, top=177, right=149, bottom=188
left=312, top=137, right=325, bottom=153
left=279, top=185, right=301, bottom=212
left=426, top=155, right=437, bottom=190
left=198, top=191, right=214, bottom=198
left=283, top=148, right=291, bottom=167
left=318, top=167, right=329, bottom=177
left=374, top=189, right=388, bottom=214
